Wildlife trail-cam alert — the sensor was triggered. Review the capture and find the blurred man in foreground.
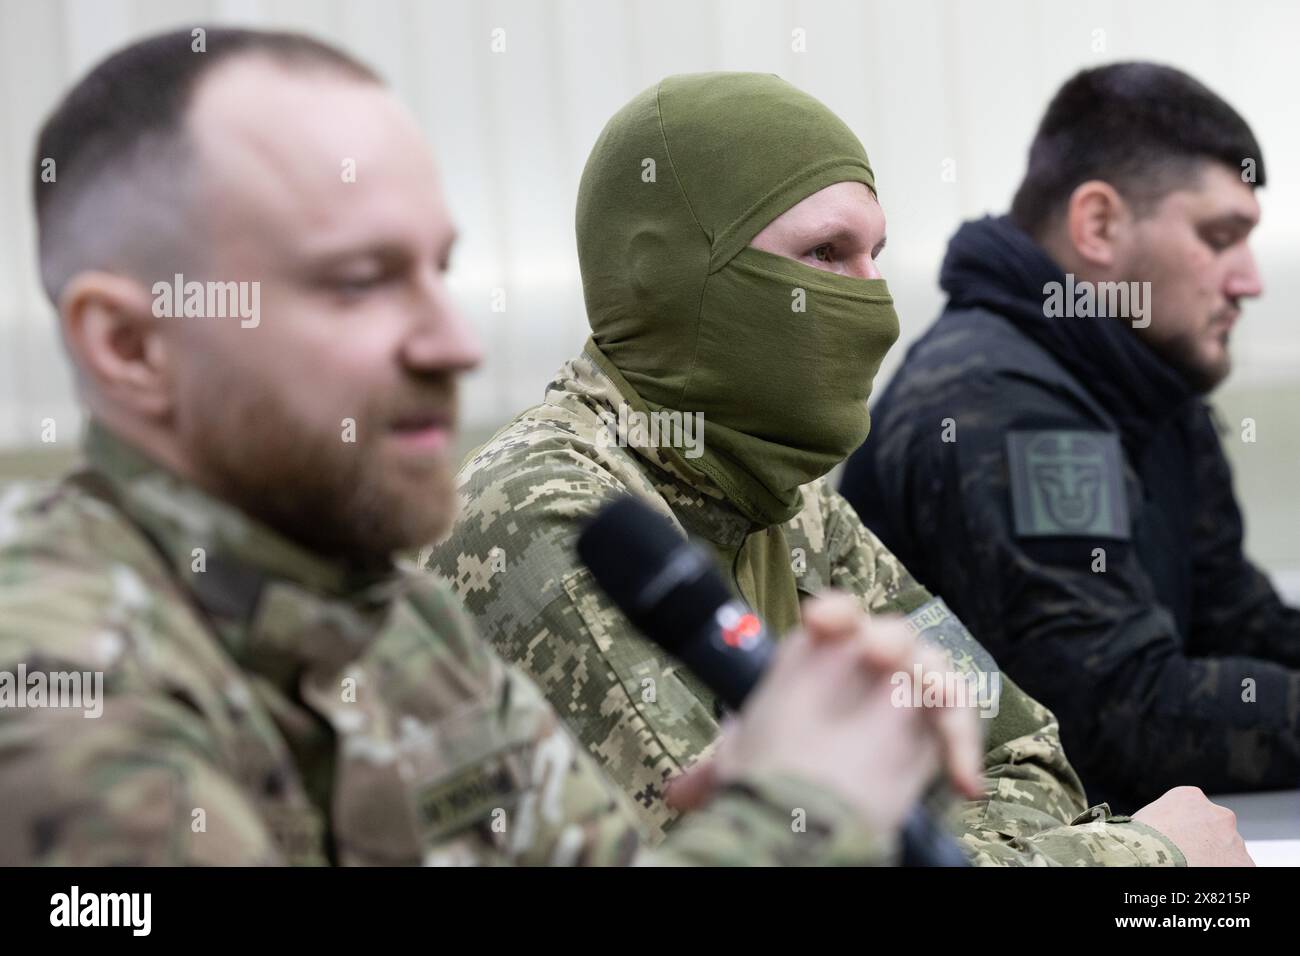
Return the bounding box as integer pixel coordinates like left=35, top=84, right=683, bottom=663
left=0, top=27, right=977, bottom=865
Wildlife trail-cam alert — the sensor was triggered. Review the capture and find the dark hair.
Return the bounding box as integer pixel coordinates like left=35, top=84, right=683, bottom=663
left=32, top=26, right=381, bottom=298
left=1010, top=62, right=1265, bottom=238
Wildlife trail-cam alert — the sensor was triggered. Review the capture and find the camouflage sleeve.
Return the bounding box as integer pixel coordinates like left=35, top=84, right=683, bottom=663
left=429, top=429, right=723, bottom=840
left=0, top=574, right=281, bottom=865
left=0, top=698, right=284, bottom=865
left=1188, top=404, right=1300, bottom=667
left=648, top=775, right=897, bottom=866
left=494, top=659, right=895, bottom=866
left=819, top=485, right=1185, bottom=866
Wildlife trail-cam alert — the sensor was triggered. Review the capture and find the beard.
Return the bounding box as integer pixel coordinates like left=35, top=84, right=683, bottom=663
left=179, top=370, right=457, bottom=568
left=1156, top=312, right=1235, bottom=395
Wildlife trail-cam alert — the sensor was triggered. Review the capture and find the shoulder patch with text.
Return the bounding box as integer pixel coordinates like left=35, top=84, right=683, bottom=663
left=903, top=597, right=1002, bottom=717
left=1006, top=430, right=1130, bottom=539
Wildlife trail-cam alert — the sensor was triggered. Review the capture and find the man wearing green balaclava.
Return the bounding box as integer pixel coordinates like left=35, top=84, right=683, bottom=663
left=427, top=74, right=1185, bottom=866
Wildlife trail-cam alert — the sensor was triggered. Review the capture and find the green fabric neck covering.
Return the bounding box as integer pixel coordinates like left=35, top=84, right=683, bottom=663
left=730, top=523, right=801, bottom=640
left=576, top=72, right=899, bottom=526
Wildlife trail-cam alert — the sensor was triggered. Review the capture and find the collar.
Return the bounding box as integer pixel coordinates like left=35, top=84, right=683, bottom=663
left=939, top=215, right=1196, bottom=445
left=81, top=421, right=405, bottom=681
left=547, top=343, right=757, bottom=550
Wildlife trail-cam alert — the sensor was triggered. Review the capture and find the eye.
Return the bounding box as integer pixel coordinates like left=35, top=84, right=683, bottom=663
left=337, top=277, right=379, bottom=291
left=332, top=270, right=392, bottom=294
left=1201, top=228, right=1242, bottom=253
left=810, top=243, right=834, bottom=263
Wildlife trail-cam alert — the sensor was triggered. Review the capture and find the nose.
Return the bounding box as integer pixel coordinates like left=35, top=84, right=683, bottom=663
left=1225, top=246, right=1263, bottom=301
left=401, top=268, right=484, bottom=374
left=851, top=252, right=882, bottom=281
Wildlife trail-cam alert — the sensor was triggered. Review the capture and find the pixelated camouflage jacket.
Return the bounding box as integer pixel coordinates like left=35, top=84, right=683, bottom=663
left=428, top=341, right=1184, bottom=866
left=842, top=215, right=1300, bottom=810
left=0, top=420, right=895, bottom=866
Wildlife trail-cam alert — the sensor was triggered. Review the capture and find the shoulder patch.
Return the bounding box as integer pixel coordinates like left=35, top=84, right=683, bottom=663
left=903, top=597, right=1001, bottom=717
left=1006, top=430, right=1130, bottom=539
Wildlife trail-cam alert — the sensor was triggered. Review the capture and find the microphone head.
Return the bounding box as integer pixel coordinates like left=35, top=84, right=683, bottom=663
left=577, top=495, right=733, bottom=653
left=576, top=495, right=684, bottom=611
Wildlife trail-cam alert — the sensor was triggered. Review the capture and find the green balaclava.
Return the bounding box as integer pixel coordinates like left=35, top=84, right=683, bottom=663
left=576, top=72, right=900, bottom=528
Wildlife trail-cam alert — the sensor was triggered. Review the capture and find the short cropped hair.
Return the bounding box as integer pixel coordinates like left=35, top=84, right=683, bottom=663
left=32, top=26, right=381, bottom=303
left=1010, top=62, right=1265, bottom=238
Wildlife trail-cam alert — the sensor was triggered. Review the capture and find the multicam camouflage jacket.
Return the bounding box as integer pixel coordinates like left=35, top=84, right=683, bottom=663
left=428, top=343, right=1185, bottom=866
left=0, top=421, right=892, bottom=866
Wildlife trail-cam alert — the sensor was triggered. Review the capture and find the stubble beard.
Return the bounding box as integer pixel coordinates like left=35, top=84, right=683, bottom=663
left=182, top=376, right=456, bottom=569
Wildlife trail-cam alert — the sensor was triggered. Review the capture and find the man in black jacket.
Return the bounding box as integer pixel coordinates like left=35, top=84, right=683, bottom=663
left=842, top=62, right=1300, bottom=810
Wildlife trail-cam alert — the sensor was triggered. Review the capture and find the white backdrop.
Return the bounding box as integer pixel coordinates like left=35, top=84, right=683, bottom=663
left=3, top=0, right=1298, bottom=450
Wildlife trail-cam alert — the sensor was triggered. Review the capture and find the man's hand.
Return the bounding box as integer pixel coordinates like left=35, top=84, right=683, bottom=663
left=1132, top=787, right=1255, bottom=866
left=667, top=591, right=984, bottom=839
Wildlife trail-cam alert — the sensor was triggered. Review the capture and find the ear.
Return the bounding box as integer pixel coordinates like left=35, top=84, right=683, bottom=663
left=1063, top=180, right=1133, bottom=270
left=58, top=272, right=174, bottom=420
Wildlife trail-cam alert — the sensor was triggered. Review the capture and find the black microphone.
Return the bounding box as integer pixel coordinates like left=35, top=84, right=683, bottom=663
left=577, top=494, right=968, bottom=867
